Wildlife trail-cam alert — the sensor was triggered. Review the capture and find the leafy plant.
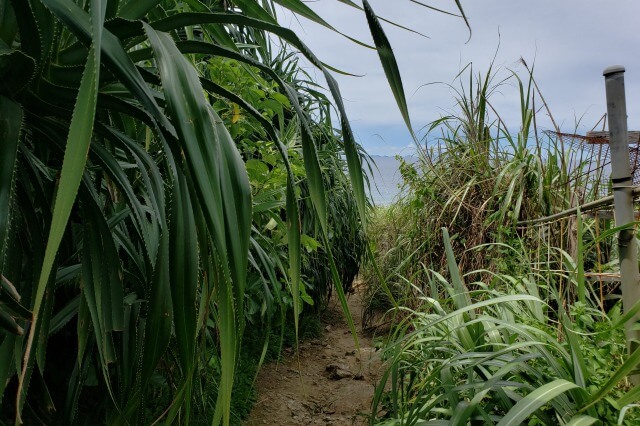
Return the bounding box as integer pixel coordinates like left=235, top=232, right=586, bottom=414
left=0, top=0, right=473, bottom=424
left=372, top=229, right=639, bottom=425
left=362, top=63, right=614, bottom=325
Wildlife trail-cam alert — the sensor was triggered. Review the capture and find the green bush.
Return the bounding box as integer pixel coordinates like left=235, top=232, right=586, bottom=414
left=0, top=1, right=372, bottom=423
left=372, top=230, right=639, bottom=425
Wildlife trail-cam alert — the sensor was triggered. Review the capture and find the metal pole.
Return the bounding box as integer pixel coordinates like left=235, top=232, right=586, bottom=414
left=604, top=65, right=640, bottom=355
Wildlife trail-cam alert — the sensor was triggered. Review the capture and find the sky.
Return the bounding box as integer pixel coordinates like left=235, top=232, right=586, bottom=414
left=275, top=1, right=640, bottom=156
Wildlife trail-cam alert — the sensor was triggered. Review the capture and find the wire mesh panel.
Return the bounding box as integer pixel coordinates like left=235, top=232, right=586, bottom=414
left=522, top=207, right=619, bottom=311
left=547, top=131, right=640, bottom=199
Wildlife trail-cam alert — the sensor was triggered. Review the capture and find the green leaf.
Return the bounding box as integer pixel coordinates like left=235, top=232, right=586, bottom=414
left=0, top=309, right=21, bottom=335
left=615, top=383, right=640, bottom=409
left=564, top=415, right=599, bottom=426
left=576, top=206, right=585, bottom=304
left=286, top=181, right=302, bottom=343
left=0, top=334, right=16, bottom=403
left=336, top=0, right=432, bottom=39
left=583, top=345, right=640, bottom=412
left=80, top=193, right=124, bottom=367
left=322, top=75, right=367, bottom=229
left=299, top=122, right=327, bottom=230
left=0, top=45, right=35, bottom=96
left=143, top=23, right=251, bottom=426
left=0, top=95, right=22, bottom=267
left=0, top=1, right=17, bottom=45
left=7, top=0, right=41, bottom=64
left=168, top=169, right=199, bottom=424
left=363, top=0, right=416, bottom=140
left=497, top=380, right=578, bottom=426
left=0, top=277, right=31, bottom=322
left=41, top=0, right=174, bottom=134
left=118, top=0, right=162, bottom=20
left=271, top=0, right=373, bottom=49
left=230, top=0, right=277, bottom=23
left=453, top=0, right=472, bottom=42
left=442, top=228, right=472, bottom=311
left=16, top=0, right=106, bottom=420
left=118, top=14, right=368, bottom=229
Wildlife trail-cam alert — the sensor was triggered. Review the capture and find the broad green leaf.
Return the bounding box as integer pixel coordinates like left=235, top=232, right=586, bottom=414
left=48, top=296, right=80, bottom=336
left=0, top=1, right=17, bottom=45
left=497, top=380, right=578, bottom=426
left=90, top=133, right=159, bottom=263
left=80, top=193, right=124, bottom=367
left=138, top=196, right=172, bottom=412
left=231, top=0, right=277, bottom=23
left=565, top=415, right=598, bottom=426
left=6, top=0, right=40, bottom=64
left=299, top=122, right=327, bottom=230
left=168, top=169, right=199, bottom=425
left=320, top=73, right=367, bottom=229
left=143, top=23, right=251, bottom=426
left=170, top=169, right=198, bottom=369
left=116, top=12, right=368, bottom=228
left=0, top=335, right=16, bottom=404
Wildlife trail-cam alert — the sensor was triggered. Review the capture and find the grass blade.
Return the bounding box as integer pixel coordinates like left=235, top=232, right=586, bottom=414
left=272, top=0, right=373, bottom=48
left=497, top=379, right=578, bottom=426
left=0, top=96, right=22, bottom=270
left=143, top=24, right=251, bottom=426
left=286, top=181, right=302, bottom=342
left=167, top=169, right=199, bottom=424
left=16, top=0, right=105, bottom=421
left=442, top=228, right=472, bottom=311
left=363, top=0, right=415, bottom=140
left=615, top=384, right=640, bottom=410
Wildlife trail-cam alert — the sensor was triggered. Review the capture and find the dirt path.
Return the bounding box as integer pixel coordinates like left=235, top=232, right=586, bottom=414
left=245, top=286, right=383, bottom=425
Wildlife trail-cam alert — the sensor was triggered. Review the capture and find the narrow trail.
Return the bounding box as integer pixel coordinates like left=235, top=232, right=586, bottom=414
left=245, top=284, right=383, bottom=425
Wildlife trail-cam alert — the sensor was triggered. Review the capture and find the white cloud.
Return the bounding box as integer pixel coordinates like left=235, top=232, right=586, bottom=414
left=276, top=1, right=640, bottom=154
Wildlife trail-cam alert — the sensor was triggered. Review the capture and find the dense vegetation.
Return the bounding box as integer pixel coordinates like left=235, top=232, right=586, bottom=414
left=364, top=67, right=640, bottom=424
left=0, top=0, right=414, bottom=423
left=5, top=0, right=639, bottom=424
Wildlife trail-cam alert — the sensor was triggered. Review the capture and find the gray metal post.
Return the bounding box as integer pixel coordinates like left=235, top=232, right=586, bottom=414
left=604, top=65, right=640, bottom=354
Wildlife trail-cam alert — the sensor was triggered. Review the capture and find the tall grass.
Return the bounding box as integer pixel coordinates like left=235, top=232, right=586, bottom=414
left=372, top=229, right=639, bottom=425
left=364, top=64, right=640, bottom=424
left=363, top=65, right=611, bottom=321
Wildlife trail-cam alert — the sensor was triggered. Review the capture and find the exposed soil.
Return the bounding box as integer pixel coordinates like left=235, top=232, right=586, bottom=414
left=245, top=285, right=384, bottom=425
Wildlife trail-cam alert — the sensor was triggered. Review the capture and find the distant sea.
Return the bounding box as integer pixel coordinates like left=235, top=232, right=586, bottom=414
left=367, top=155, right=414, bottom=206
